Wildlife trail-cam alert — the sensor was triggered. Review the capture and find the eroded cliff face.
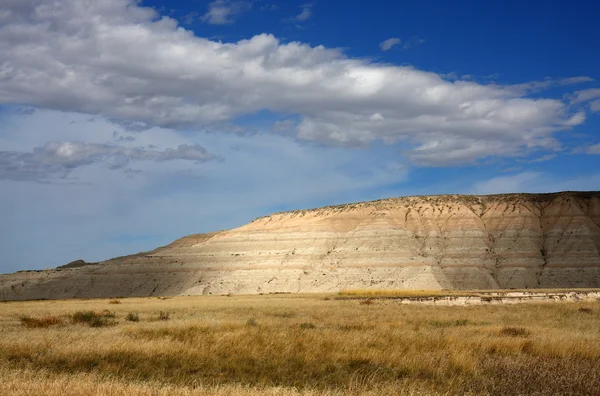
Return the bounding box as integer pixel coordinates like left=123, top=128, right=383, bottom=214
left=1, top=192, right=599, bottom=300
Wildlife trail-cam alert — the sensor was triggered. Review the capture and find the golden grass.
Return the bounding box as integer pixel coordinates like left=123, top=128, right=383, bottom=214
left=1, top=294, right=599, bottom=395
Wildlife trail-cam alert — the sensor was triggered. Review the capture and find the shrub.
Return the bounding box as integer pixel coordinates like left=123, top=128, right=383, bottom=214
left=125, top=312, right=140, bottom=322
left=360, top=299, right=375, bottom=305
left=20, top=315, right=64, bottom=328
left=71, top=310, right=117, bottom=327
left=578, top=307, right=593, bottom=314
left=109, top=299, right=121, bottom=304
left=158, top=311, right=170, bottom=321
left=499, top=326, right=530, bottom=337
left=299, top=322, right=316, bottom=329
left=246, top=318, right=258, bottom=327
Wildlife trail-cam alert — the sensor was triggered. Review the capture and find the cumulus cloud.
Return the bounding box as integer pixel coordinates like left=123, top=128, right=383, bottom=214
left=379, top=38, right=401, bottom=51
left=0, top=0, right=593, bottom=166
left=0, top=142, right=215, bottom=181
left=201, top=0, right=250, bottom=25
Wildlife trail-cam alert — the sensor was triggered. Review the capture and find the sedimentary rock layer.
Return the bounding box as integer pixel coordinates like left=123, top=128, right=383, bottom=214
left=1, top=191, right=599, bottom=300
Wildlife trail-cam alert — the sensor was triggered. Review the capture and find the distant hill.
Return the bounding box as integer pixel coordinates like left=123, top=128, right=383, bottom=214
left=1, top=191, right=599, bottom=300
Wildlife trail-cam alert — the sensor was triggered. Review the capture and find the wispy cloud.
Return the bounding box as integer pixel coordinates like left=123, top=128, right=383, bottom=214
left=573, top=88, right=600, bottom=102
left=286, top=3, right=313, bottom=23
left=182, top=11, right=200, bottom=25
left=0, top=142, right=215, bottom=181
left=380, top=37, right=424, bottom=51
left=571, top=88, right=600, bottom=112
left=295, top=7, right=312, bottom=21
left=201, top=0, right=250, bottom=25
left=379, top=38, right=401, bottom=51
left=508, top=76, right=595, bottom=95
left=402, top=36, right=425, bottom=49
left=586, top=143, right=600, bottom=154
left=526, top=154, right=556, bottom=163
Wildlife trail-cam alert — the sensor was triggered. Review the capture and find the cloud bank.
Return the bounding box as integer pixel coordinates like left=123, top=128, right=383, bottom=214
left=0, top=0, right=592, bottom=166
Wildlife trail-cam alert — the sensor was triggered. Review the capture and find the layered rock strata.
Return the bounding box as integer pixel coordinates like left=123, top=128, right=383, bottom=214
left=1, top=191, right=599, bottom=300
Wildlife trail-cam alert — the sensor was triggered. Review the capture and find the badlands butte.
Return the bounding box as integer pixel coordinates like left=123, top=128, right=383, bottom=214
left=1, top=191, right=600, bottom=300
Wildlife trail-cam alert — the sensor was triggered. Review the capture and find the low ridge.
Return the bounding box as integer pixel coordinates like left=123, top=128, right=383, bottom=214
left=1, top=191, right=600, bottom=300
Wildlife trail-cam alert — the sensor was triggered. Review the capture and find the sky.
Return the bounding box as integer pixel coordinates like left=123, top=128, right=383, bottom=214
left=1, top=0, right=599, bottom=272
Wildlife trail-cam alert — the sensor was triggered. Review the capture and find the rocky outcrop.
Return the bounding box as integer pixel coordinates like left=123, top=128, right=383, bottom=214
left=1, top=191, right=599, bottom=300
left=57, top=259, right=98, bottom=269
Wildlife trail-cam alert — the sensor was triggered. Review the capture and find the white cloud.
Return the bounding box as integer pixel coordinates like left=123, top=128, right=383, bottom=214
left=586, top=143, right=600, bottom=154
left=379, top=38, right=401, bottom=51
left=591, top=100, right=600, bottom=112
left=0, top=0, right=593, bottom=166
left=201, top=0, right=250, bottom=25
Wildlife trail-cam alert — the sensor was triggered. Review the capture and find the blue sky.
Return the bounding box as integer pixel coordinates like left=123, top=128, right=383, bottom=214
left=0, top=0, right=599, bottom=272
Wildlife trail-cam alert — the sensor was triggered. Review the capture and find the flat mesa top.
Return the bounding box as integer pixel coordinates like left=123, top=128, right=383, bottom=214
left=254, top=190, right=600, bottom=220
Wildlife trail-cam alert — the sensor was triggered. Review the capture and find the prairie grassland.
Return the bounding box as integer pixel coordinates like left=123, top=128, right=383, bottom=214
left=1, top=294, right=599, bottom=395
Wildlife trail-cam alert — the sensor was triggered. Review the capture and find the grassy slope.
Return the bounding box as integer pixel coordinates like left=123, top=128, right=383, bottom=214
left=1, top=294, right=599, bottom=395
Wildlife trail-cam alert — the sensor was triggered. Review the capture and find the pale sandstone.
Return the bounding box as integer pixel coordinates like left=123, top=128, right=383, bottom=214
left=1, top=191, right=599, bottom=300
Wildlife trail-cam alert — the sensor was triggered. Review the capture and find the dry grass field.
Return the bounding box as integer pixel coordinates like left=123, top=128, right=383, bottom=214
left=1, top=293, right=600, bottom=395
